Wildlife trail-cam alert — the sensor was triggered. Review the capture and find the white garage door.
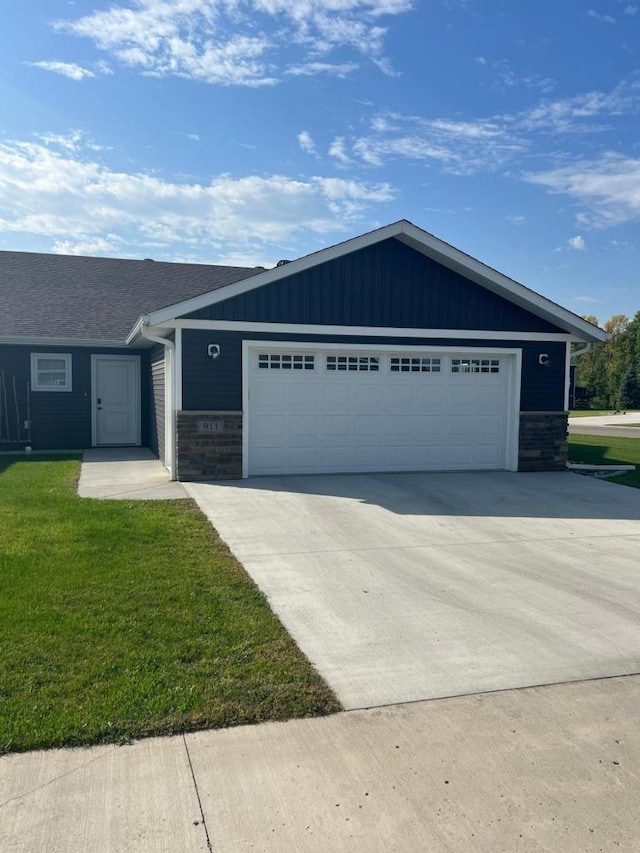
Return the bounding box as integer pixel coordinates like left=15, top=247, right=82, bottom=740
left=246, top=347, right=513, bottom=476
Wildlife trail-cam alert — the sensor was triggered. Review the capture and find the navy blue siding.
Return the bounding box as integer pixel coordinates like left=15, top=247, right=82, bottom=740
left=181, top=330, right=566, bottom=413
left=149, top=344, right=165, bottom=461
left=0, top=345, right=150, bottom=451
left=184, top=239, right=563, bottom=334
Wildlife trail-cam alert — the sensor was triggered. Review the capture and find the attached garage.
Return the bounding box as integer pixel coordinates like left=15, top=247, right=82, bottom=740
left=123, top=219, right=608, bottom=481
left=244, top=343, right=519, bottom=476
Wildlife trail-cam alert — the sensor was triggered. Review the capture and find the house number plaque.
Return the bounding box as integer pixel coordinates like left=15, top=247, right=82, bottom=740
left=197, top=420, right=223, bottom=433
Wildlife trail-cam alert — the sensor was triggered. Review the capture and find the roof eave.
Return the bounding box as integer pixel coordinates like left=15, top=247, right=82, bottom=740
left=0, top=334, right=129, bottom=348
left=134, top=219, right=608, bottom=342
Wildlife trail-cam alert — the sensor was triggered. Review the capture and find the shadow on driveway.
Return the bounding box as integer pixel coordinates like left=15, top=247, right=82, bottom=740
left=199, top=470, right=640, bottom=521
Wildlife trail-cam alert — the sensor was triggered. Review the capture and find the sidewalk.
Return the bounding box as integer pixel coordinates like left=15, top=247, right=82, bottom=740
left=2, top=675, right=639, bottom=852
left=77, top=448, right=188, bottom=500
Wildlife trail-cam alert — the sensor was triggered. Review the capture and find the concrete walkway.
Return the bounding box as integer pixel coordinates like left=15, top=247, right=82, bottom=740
left=2, top=675, right=638, bottom=852
left=77, top=448, right=187, bottom=500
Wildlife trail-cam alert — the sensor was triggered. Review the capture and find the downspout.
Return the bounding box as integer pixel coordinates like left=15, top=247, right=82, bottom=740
left=567, top=342, right=592, bottom=412
left=570, top=342, right=592, bottom=362
left=139, top=320, right=177, bottom=481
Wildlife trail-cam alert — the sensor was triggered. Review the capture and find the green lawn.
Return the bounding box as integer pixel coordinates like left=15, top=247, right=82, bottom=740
left=569, top=409, right=640, bottom=417
left=0, top=456, right=340, bottom=754
left=568, top=434, right=640, bottom=489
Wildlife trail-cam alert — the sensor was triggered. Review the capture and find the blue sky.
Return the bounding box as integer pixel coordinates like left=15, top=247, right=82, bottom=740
left=1, top=1, right=639, bottom=323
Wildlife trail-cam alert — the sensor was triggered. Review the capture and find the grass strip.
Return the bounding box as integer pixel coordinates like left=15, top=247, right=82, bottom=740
left=568, top=434, right=640, bottom=489
left=0, top=456, right=340, bottom=753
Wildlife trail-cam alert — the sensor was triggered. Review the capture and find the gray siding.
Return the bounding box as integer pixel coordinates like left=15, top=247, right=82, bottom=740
left=184, top=238, right=564, bottom=334
left=149, top=344, right=166, bottom=462
left=0, top=344, right=150, bottom=451
left=181, top=330, right=567, bottom=414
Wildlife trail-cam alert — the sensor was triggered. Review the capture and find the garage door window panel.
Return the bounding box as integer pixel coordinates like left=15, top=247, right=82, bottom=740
left=258, top=353, right=315, bottom=370
left=452, top=358, right=500, bottom=374
left=390, top=357, right=441, bottom=373
left=326, top=355, right=380, bottom=372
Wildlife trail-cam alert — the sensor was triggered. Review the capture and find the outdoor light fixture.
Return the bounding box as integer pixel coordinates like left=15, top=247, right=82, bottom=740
left=538, top=353, right=550, bottom=367
left=207, top=344, right=221, bottom=359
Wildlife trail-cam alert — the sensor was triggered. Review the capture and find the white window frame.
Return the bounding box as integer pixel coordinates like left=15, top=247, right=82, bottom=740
left=30, top=352, right=72, bottom=392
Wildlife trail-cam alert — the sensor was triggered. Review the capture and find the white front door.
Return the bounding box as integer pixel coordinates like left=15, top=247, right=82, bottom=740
left=93, top=355, right=140, bottom=446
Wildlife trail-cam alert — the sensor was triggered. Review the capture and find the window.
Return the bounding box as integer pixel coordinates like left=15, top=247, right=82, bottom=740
left=451, top=358, right=500, bottom=374
left=326, top=355, right=380, bottom=372
left=31, top=353, right=72, bottom=391
left=390, top=357, right=441, bottom=373
left=258, top=353, right=315, bottom=370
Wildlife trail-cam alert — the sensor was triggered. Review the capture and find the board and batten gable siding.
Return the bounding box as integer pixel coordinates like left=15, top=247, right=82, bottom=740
left=182, top=238, right=564, bottom=334
left=149, top=344, right=166, bottom=462
left=180, top=330, right=567, bottom=413
left=0, top=344, right=150, bottom=451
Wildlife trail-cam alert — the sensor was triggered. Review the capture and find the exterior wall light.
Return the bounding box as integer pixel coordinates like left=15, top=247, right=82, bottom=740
left=207, top=344, right=221, bottom=359
left=538, top=353, right=550, bottom=367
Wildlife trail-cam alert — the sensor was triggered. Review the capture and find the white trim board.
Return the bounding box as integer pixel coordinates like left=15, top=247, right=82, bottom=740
left=241, top=340, right=522, bottom=478
left=564, top=342, right=572, bottom=412
left=167, top=318, right=574, bottom=342
left=143, top=220, right=608, bottom=343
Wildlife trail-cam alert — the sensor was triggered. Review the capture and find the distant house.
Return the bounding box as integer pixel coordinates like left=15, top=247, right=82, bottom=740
left=0, top=220, right=607, bottom=480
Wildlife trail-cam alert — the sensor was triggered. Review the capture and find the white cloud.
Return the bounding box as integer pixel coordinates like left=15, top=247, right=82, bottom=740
left=350, top=112, right=524, bottom=174
left=625, top=4, right=638, bottom=13
left=475, top=56, right=486, bottom=65
left=587, top=9, right=616, bottom=22
left=53, top=237, right=122, bottom=255
left=338, top=77, right=640, bottom=178
left=506, top=214, right=526, bottom=225
left=515, top=82, right=639, bottom=133
left=26, top=60, right=95, bottom=80
left=568, top=235, right=586, bottom=250
left=286, top=61, right=359, bottom=77
left=0, top=135, right=394, bottom=258
left=54, top=0, right=413, bottom=86
left=526, top=153, right=640, bottom=227
left=297, top=130, right=317, bottom=156
left=328, top=136, right=352, bottom=166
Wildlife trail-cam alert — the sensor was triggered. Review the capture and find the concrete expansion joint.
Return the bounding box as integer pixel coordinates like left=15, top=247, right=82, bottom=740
left=182, top=734, right=213, bottom=853
left=345, top=669, right=640, bottom=714
left=238, top=530, right=640, bottom=560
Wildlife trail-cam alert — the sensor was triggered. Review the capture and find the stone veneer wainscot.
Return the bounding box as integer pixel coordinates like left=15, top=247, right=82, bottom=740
left=176, top=411, right=242, bottom=481
left=518, top=411, right=568, bottom=472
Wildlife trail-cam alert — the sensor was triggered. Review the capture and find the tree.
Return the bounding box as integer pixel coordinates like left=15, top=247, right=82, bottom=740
left=574, top=312, right=640, bottom=409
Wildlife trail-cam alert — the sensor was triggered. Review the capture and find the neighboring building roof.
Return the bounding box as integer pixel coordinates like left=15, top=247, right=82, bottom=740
left=145, top=220, right=608, bottom=343
left=0, top=251, right=259, bottom=343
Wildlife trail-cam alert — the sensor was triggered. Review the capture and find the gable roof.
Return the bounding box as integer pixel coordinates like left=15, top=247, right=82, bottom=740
left=142, top=220, right=608, bottom=343
left=0, top=251, right=260, bottom=344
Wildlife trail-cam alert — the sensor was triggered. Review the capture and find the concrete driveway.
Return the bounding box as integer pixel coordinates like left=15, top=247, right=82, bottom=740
left=186, top=471, right=640, bottom=710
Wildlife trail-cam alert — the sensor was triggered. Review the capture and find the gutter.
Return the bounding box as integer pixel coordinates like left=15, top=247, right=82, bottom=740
left=139, top=319, right=177, bottom=481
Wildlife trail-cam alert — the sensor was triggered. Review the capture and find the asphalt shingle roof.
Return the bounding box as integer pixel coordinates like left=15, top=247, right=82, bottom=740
left=0, top=251, right=261, bottom=342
